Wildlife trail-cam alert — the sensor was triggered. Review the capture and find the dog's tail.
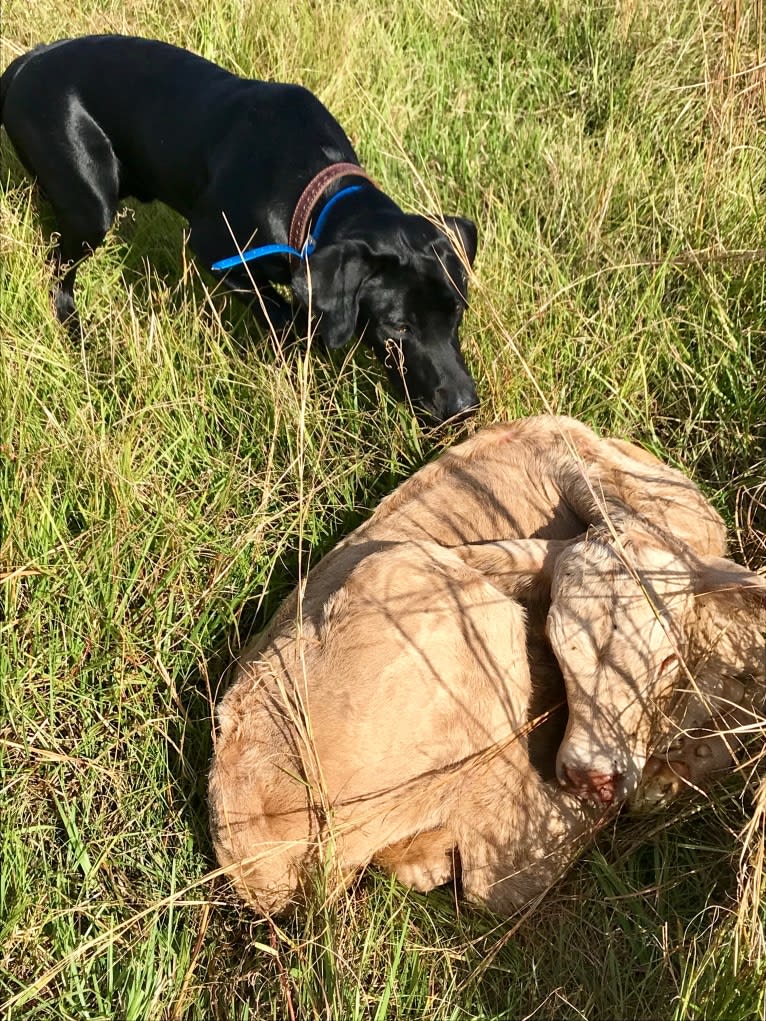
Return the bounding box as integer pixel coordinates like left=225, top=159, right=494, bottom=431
left=0, top=45, right=46, bottom=126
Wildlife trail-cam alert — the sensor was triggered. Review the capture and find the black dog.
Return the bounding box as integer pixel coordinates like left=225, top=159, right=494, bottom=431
left=0, top=35, right=479, bottom=422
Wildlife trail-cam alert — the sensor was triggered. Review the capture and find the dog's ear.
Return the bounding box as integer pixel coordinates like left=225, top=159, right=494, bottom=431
left=291, top=242, right=370, bottom=349
left=440, top=216, right=478, bottom=268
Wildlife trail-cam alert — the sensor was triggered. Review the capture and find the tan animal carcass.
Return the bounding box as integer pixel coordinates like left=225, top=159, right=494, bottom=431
left=209, top=416, right=766, bottom=915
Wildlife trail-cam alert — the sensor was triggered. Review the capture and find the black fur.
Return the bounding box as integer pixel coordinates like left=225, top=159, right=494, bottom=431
left=0, top=35, right=479, bottom=422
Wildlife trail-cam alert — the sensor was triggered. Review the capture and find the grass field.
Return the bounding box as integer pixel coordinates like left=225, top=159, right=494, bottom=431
left=1, top=1, right=765, bottom=1018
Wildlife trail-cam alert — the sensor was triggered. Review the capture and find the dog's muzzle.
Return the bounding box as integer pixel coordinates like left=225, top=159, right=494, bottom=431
left=423, top=383, right=479, bottom=426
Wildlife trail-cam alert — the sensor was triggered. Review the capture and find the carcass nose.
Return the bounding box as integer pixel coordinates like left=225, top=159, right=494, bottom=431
left=560, top=765, right=622, bottom=805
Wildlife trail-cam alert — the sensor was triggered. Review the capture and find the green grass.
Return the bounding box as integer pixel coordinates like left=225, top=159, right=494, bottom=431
left=1, top=1, right=765, bottom=1017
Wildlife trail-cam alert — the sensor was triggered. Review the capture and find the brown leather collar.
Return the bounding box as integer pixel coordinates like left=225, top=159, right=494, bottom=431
left=288, top=162, right=375, bottom=254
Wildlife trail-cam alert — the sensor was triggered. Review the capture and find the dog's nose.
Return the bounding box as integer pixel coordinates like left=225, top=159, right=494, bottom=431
left=432, top=384, right=479, bottom=425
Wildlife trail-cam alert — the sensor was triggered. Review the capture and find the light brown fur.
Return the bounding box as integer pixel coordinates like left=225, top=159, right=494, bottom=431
left=209, top=416, right=765, bottom=915
left=210, top=539, right=599, bottom=914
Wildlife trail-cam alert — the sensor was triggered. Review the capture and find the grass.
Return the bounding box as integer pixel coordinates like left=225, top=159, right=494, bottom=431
left=1, top=0, right=765, bottom=1017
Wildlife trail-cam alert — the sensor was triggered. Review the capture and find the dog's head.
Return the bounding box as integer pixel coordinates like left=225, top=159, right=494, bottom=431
left=291, top=212, right=478, bottom=424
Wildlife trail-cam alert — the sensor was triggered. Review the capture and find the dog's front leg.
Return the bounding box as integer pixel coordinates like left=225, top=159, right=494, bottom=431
left=52, top=255, right=83, bottom=336
left=213, top=270, right=294, bottom=334
left=188, top=210, right=296, bottom=335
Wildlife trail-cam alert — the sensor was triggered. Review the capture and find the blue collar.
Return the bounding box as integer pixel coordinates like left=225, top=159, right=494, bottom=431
left=211, top=184, right=365, bottom=271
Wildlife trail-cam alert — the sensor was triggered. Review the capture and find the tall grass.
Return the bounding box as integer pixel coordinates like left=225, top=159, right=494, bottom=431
left=1, top=1, right=765, bottom=1017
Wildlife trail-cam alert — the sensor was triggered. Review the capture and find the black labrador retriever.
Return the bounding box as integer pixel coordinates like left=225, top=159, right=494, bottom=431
left=0, top=35, right=479, bottom=423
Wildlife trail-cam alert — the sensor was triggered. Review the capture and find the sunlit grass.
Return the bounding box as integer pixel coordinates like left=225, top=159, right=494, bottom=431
left=1, top=1, right=765, bottom=1017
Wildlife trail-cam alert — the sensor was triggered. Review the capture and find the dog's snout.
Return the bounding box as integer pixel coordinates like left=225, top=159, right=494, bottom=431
left=431, top=384, right=479, bottom=425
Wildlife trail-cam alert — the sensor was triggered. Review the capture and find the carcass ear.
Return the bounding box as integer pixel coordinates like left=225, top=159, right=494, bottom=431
left=291, top=241, right=371, bottom=349
left=453, top=537, right=578, bottom=596
left=695, top=557, right=766, bottom=604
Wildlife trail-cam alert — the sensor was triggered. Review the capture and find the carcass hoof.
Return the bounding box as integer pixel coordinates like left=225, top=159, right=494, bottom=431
left=632, top=757, right=692, bottom=811
left=631, top=727, right=739, bottom=812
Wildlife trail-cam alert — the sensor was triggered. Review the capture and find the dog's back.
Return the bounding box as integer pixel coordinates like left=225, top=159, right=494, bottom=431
left=1, top=37, right=235, bottom=206
left=0, top=44, right=47, bottom=124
